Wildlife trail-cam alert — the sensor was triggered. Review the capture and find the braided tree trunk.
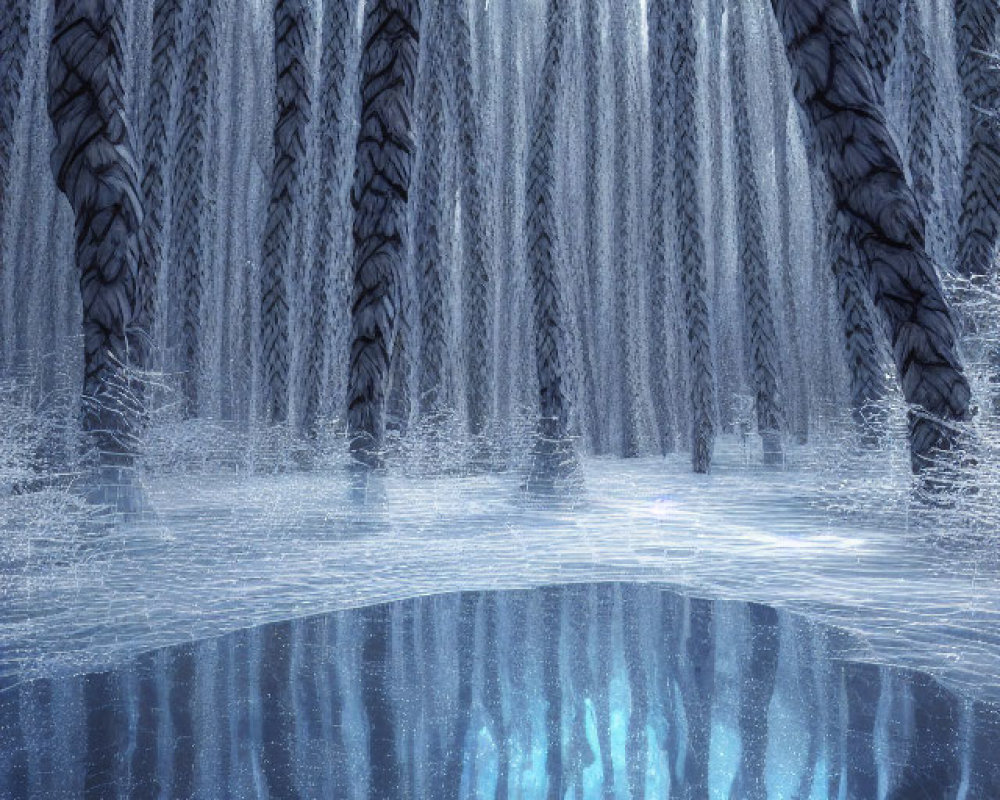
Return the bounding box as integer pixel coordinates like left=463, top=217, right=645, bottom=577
left=647, top=0, right=676, bottom=457
left=770, top=0, right=972, bottom=475
left=610, top=0, right=641, bottom=458
left=48, top=0, right=146, bottom=477
left=173, top=0, right=216, bottom=418
left=830, top=208, right=888, bottom=442
left=449, top=0, right=491, bottom=437
left=301, top=0, right=356, bottom=437
left=139, top=0, right=182, bottom=354
left=347, top=0, right=421, bottom=464
left=905, top=0, right=936, bottom=226
left=261, top=0, right=313, bottom=425
left=414, top=4, right=449, bottom=419
left=767, top=9, right=810, bottom=445
left=492, top=0, right=518, bottom=429
left=0, top=2, right=29, bottom=225
left=526, top=0, right=573, bottom=481
left=730, top=0, right=784, bottom=465
left=859, top=0, right=901, bottom=95
left=581, top=0, right=607, bottom=453
left=956, top=0, right=1000, bottom=280
left=674, top=0, right=715, bottom=474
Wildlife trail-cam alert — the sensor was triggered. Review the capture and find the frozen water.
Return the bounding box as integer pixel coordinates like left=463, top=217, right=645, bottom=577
left=2, top=583, right=998, bottom=798
left=2, top=440, right=998, bottom=709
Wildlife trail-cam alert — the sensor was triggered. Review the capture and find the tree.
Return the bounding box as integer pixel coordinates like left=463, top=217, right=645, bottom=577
left=674, top=0, right=715, bottom=473
left=449, top=0, right=492, bottom=437
left=904, top=0, right=936, bottom=226
left=139, top=0, right=183, bottom=362
left=173, top=0, right=216, bottom=418
left=261, top=0, right=313, bottom=425
left=48, top=0, right=146, bottom=496
left=646, top=0, right=677, bottom=457
left=581, top=0, right=608, bottom=453
left=955, top=0, right=1000, bottom=411
left=347, top=0, right=421, bottom=464
left=0, top=1, right=29, bottom=228
left=830, top=208, right=888, bottom=442
left=858, top=0, right=901, bottom=95
left=770, top=0, right=972, bottom=474
left=526, top=0, right=574, bottom=480
left=766, top=9, right=810, bottom=444
left=730, top=0, right=785, bottom=464
left=610, top=0, right=645, bottom=458
left=301, top=0, right=357, bottom=438
left=956, top=0, right=1000, bottom=281
left=413, top=2, right=449, bottom=420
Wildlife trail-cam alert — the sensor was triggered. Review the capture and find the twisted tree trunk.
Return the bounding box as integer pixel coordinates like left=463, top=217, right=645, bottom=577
left=905, top=0, right=936, bottom=226
left=859, top=0, right=901, bottom=96
left=449, top=0, right=491, bottom=438
left=610, top=0, right=643, bottom=458
left=347, top=0, right=421, bottom=464
left=173, top=0, right=216, bottom=418
left=48, top=0, right=146, bottom=485
left=766, top=10, right=810, bottom=445
left=526, top=0, right=574, bottom=481
left=674, top=0, right=715, bottom=473
left=301, top=0, right=356, bottom=437
left=956, top=0, right=1000, bottom=281
left=414, top=4, right=449, bottom=420
left=261, top=0, right=313, bottom=425
left=831, top=209, right=888, bottom=443
left=730, top=0, right=784, bottom=465
left=139, top=0, right=183, bottom=360
left=0, top=1, right=29, bottom=225
left=770, top=0, right=972, bottom=474
left=581, top=0, right=608, bottom=454
left=647, top=0, right=676, bottom=457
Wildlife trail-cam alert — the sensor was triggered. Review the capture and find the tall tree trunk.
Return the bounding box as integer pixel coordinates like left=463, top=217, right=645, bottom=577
left=831, top=208, right=888, bottom=442
left=674, top=0, right=715, bottom=473
left=347, top=0, right=421, bottom=464
left=261, top=0, right=313, bottom=425
left=0, top=2, right=30, bottom=236
left=414, top=4, right=449, bottom=420
left=767, top=13, right=810, bottom=445
left=173, top=0, right=216, bottom=419
left=730, top=0, right=784, bottom=464
left=526, top=0, right=574, bottom=480
left=859, top=0, right=901, bottom=96
left=48, top=0, right=146, bottom=486
left=140, top=0, right=183, bottom=373
left=955, top=0, right=1000, bottom=411
left=905, top=0, right=936, bottom=226
left=610, top=0, right=642, bottom=458
left=770, top=0, right=972, bottom=475
left=956, top=0, right=1000, bottom=280
left=646, top=0, right=676, bottom=456
left=450, top=0, right=492, bottom=438
left=302, top=0, right=356, bottom=437
left=581, top=0, right=608, bottom=454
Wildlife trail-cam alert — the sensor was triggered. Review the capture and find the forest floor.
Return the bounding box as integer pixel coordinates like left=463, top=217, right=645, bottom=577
left=2, top=435, right=998, bottom=704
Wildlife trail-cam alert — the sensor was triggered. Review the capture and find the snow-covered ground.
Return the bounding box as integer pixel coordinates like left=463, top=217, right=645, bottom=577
left=2, top=437, right=998, bottom=707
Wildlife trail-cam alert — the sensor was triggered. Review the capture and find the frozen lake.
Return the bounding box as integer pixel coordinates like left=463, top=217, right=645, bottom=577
left=2, top=441, right=998, bottom=707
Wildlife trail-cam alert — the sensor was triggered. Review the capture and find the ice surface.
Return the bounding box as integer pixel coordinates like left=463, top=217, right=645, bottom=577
left=2, top=584, right=998, bottom=798
left=2, top=441, right=998, bottom=708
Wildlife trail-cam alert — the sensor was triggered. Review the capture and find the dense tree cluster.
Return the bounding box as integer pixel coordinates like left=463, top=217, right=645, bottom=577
left=0, top=0, right=993, bottom=500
